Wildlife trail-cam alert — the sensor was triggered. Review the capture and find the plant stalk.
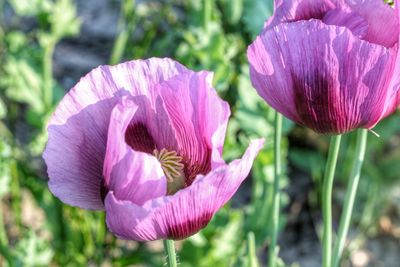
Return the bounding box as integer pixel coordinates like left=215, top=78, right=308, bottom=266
left=43, top=40, right=55, bottom=109
left=0, top=200, right=13, bottom=265
left=332, top=129, right=368, bottom=267
left=110, top=0, right=136, bottom=64
left=203, top=0, right=212, bottom=32
left=247, top=232, right=259, bottom=267
left=268, top=112, right=282, bottom=267
left=322, top=135, right=342, bottom=267
left=164, top=239, right=178, bottom=267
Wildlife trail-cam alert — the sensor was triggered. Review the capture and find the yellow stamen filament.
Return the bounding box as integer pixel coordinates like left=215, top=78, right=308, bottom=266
left=153, top=148, right=185, bottom=194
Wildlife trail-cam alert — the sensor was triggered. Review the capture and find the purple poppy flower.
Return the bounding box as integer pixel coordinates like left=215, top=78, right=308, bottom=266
left=247, top=0, right=400, bottom=134
left=43, top=58, right=264, bottom=241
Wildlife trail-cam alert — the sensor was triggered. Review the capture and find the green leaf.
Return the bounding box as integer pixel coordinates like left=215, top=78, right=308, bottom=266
left=8, top=0, right=52, bottom=17
left=202, top=211, right=244, bottom=266
left=235, top=65, right=274, bottom=138
left=176, top=23, right=241, bottom=92
left=13, top=231, right=54, bottom=266
left=219, top=0, right=244, bottom=25
left=50, top=0, right=81, bottom=39
left=4, top=31, right=28, bottom=54
left=243, top=0, right=274, bottom=37
left=3, top=57, right=44, bottom=114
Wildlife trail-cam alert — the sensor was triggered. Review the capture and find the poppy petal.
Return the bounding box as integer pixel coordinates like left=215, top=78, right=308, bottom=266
left=248, top=20, right=396, bottom=134
left=157, top=71, right=230, bottom=184
left=322, top=8, right=368, bottom=39
left=103, top=97, right=167, bottom=206
left=265, top=0, right=399, bottom=48
left=382, top=0, right=400, bottom=117
left=44, top=58, right=189, bottom=210
left=347, top=0, right=399, bottom=48
left=265, top=0, right=336, bottom=31
left=104, top=139, right=264, bottom=241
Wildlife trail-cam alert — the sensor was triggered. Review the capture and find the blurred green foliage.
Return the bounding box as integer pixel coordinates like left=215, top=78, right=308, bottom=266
left=0, top=0, right=399, bottom=266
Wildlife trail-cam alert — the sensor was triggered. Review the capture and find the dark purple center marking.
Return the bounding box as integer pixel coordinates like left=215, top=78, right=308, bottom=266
left=293, top=70, right=342, bottom=134
left=125, top=122, right=156, bottom=154
left=100, top=178, right=108, bottom=203
left=166, top=212, right=213, bottom=240
left=183, top=149, right=212, bottom=187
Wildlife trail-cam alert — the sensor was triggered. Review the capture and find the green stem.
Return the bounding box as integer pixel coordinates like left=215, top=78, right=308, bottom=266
left=163, top=239, right=178, bottom=267
left=10, top=161, right=21, bottom=231
left=110, top=0, right=136, bottom=64
left=247, top=232, right=258, bottom=267
left=81, top=211, right=95, bottom=257
left=203, top=0, right=212, bottom=32
left=0, top=200, right=13, bottom=265
left=96, top=212, right=106, bottom=264
left=43, top=40, right=55, bottom=108
left=0, top=201, right=7, bottom=245
left=268, top=112, right=282, bottom=267
left=332, top=129, right=368, bottom=267
left=322, top=135, right=342, bottom=267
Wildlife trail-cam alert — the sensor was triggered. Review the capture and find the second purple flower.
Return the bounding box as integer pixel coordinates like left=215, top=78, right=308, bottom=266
left=248, top=0, right=400, bottom=134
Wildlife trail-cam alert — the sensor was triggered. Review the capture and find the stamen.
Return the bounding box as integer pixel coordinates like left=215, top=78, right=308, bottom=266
left=153, top=148, right=185, bottom=195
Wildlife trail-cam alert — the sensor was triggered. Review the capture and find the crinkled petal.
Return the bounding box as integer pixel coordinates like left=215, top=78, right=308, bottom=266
left=43, top=58, right=189, bottom=210
left=322, top=8, right=368, bottom=39
left=157, top=71, right=230, bottom=184
left=103, top=97, right=167, bottom=205
left=264, top=0, right=336, bottom=31
left=248, top=20, right=396, bottom=134
left=382, top=1, right=400, bottom=117
left=121, top=95, right=179, bottom=155
left=274, top=0, right=284, bottom=10
left=265, top=0, right=399, bottom=48
left=347, top=0, right=399, bottom=48
left=105, top=139, right=264, bottom=241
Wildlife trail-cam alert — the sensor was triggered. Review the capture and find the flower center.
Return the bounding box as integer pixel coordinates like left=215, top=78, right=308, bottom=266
left=153, top=148, right=185, bottom=195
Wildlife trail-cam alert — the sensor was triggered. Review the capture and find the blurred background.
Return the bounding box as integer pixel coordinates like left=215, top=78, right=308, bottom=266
left=0, top=0, right=399, bottom=266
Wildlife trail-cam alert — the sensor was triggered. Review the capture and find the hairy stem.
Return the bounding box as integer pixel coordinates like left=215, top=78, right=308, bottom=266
left=164, top=239, right=178, bottom=267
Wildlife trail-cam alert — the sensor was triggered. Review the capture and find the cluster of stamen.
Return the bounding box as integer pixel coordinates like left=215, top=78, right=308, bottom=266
left=153, top=148, right=185, bottom=195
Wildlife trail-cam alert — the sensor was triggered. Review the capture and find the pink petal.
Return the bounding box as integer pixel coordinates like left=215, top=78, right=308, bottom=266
left=264, top=0, right=399, bottom=48
left=274, top=0, right=284, bottom=10
left=247, top=20, right=396, bottom=134
left=382, top=0, right=400, bottom=117
left=264, top=0, right=336, bottom=31
left=348, top=0, right=399, bottom=48
left=156, top=71, right=230, bottom=185
left=103, top=97, right=167, bottom=205
left=102, top=68, right=230, bottom=203
left=105, top=139, right=264, bottom=241
left=322, top=8, right=368, bottom=39
left=43, top=58, right=189, bottom=210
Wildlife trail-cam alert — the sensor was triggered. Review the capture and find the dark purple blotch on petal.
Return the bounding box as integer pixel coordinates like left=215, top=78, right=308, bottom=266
left=294, top=0, right=327, bottom=20
left=100, top=178, right=109, bottom=203
left=166, top=212, right=213, bottom=240
left=182, top=148, right=212, bottom=187
left=293, top=70, right=340, bottom=134
left=125, top=122, right=157, bottom=154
